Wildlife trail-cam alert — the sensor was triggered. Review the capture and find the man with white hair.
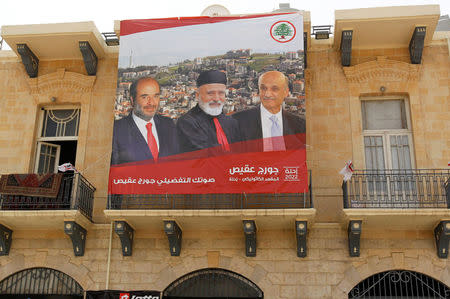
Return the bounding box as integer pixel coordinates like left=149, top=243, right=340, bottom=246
left=176, top=70, right=241, bottom=153
left=233, top=70, right=306, bottom=152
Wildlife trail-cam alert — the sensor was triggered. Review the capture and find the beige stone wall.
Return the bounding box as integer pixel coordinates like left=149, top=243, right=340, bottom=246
left=306, top=44, right=450, bottom=221
left=0, top=20, right=449, bottom=299
left=0, top=43, right=448, bottom=222
left=0, top=54, right=117, bottom=221
left=0, top=225, right=448, bottom=298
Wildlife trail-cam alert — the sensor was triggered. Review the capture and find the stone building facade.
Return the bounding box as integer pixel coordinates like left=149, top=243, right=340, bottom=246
left=0, top=4, right=448, bottom=299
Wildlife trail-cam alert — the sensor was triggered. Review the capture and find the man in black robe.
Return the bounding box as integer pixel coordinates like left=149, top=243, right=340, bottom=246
left=176, top=70, right=241, bottom=154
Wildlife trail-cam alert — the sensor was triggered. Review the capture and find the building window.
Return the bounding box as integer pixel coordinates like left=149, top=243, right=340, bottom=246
left=34, top=108, right=80, bottom=173
left=361, top=99, right=414, bottom=170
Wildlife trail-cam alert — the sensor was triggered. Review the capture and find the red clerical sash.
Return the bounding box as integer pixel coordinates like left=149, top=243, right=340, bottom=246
left=213, top=117, right=230, bottom=151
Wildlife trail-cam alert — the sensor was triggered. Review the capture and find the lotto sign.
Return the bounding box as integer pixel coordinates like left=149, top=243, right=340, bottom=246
left=86, top=290, right=160, bottom=299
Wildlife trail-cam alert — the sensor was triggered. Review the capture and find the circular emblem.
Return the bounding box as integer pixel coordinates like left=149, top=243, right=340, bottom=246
left=270, top=21, right=296, bottom=43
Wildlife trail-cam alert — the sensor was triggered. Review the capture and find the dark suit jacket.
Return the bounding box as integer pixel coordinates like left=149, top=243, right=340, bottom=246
left=111, top=113, right=179, bottom=165
left=232, top=106, right=306, bottom=151
left=176, top=104, right=241, bottom=153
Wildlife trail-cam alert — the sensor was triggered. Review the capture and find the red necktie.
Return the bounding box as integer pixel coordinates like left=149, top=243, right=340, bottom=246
left=213, top=117, right=230, bottom=152
left=145, top=122, right=159, bottom=161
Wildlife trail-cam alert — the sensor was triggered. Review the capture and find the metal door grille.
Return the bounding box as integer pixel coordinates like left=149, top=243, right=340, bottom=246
left=349, top=270, right=450, bottom=298
left=0, top=267, right=83, bottom=295
left=163, top=268, right=263, bottom=298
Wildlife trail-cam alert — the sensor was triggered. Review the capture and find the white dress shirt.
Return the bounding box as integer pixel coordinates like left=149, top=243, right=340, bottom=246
left=260, top=104, right=284, bottom=151
left=132, top=112, right=160, bottom=150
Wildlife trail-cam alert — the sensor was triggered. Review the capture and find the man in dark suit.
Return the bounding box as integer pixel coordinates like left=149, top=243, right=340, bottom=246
left=176, top=70, right=241, bottom=154
left=233, top=70, right=306, bottom=152
left=111, top=77, right=178, bottom=165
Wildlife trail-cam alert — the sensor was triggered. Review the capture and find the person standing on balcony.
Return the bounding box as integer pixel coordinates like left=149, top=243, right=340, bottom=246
left=111, top=77, right=179, bottom=164
left=176, top=70, right=241, bottom=154
left=233, top=70, right=306, bottom=152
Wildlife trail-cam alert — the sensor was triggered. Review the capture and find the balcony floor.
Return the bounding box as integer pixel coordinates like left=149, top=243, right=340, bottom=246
left=0, top=210, right=92, bottom=230
left=104, top=208, right=316, bottom=231
left=342, top=208, right=450, bottom=230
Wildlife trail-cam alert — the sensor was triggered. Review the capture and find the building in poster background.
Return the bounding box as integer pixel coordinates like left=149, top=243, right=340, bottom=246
left=109, top=12, right=307, bottom=195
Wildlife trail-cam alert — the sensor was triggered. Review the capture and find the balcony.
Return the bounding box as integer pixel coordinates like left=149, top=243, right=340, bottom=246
left=108, top=192, right=312, bottom=210
left=0, top=173, right=95, bottom=229
left=342, top=169, right=450, bottom=230
left=105, top=174, right=315, bottom=231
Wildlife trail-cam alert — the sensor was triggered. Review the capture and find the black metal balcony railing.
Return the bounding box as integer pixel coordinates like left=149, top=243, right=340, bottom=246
left=108, top=171, right=313, bottom=210
left=343, top=169, right=450, bottom=209
left=101, top=32, right=119, bottom=46
left=0, top=173, right=95, bottom=220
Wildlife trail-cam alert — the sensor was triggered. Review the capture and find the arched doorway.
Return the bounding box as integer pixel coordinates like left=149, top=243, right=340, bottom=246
left=348, top=270, right=450, bottom=298
left=0, top=267, right=83, bottom=299
left=163, top=268, right=263, bottom=299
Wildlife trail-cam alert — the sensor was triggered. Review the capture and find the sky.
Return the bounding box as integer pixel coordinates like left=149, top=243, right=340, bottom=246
left=0, top=0, right=448, bottom=50
left=1, top=0, right=449, bottom=34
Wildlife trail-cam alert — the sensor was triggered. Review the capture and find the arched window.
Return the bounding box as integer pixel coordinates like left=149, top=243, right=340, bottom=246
left=349, top=270, right=450, bottom=298
left=0, top=267, right=83, bottom=298
left=163, top=268, right=263, bottom=299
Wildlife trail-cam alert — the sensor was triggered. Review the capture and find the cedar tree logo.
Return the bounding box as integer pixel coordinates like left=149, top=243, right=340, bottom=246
left=270, top=21, right=296, bottom=43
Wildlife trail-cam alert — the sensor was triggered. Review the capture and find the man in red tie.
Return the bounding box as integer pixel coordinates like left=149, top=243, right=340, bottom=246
left=176, top=70, right=241, bottom=154
left=111, top=77, right=179, bottom=165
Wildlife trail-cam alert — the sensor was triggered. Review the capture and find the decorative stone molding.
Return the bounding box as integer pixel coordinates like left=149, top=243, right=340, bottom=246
left=26, top=68, right=96, bottom=94
left=343, top=56, right=421, bottom=84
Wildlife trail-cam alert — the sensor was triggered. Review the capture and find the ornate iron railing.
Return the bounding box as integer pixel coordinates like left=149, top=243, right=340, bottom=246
left=343, top=169, right=450, bottom=209
left=0, top=173, right=95, bottom=220
left=0, top=267, right=83, bottom=295
left=163, top=268, right=263, bottom=298
left=101, top=32, right=119, bottom=46
left=108, top=171, right=312, bottom=210
left=349, top=270, right=450, bottom=298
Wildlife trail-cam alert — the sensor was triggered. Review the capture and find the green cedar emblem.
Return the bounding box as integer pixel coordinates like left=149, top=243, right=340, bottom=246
left=274, top=23, right=293, bottom=39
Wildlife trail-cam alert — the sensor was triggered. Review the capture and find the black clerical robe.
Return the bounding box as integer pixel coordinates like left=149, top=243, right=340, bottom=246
left=176, top=104, right=241, bottom=153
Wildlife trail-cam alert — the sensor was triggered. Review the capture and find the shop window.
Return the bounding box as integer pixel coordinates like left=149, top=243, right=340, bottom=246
left=34, top=108, right=80, bottom=173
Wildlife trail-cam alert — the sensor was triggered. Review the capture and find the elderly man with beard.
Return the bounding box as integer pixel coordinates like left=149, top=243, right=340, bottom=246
left=176, top=70, right=241, bottom=153
left=111, top=77, right=179, bottom=164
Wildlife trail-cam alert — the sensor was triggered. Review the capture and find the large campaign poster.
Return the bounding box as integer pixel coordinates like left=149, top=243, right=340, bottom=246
left=109, top=12, right=306, bottom=195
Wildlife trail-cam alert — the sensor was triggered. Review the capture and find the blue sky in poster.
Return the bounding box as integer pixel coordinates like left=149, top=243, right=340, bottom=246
left=118, top=14, right=303, bottom=68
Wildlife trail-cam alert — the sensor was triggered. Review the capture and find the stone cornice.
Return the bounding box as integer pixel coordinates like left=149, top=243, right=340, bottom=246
left=26, top=68, right=96, bottom=94
left=343, top=56, right=421, bottom=84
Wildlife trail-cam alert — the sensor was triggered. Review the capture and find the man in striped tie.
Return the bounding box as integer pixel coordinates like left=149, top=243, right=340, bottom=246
left=177, top=70, right=241, bottom=154
left=233, top=71, right=306, bottom=152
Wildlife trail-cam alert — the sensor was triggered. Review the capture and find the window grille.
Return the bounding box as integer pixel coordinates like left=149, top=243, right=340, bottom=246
left=0, top=268, right=83, bottom=295
left=349, top=270, right=450, bottom=298
left=41, top=109, right=80, bottom=138
left=163, top=268, right=263, bottom=298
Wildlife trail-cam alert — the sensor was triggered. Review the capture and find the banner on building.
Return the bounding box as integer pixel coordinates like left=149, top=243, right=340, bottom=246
left=109, top=12, right=307, bottom=194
